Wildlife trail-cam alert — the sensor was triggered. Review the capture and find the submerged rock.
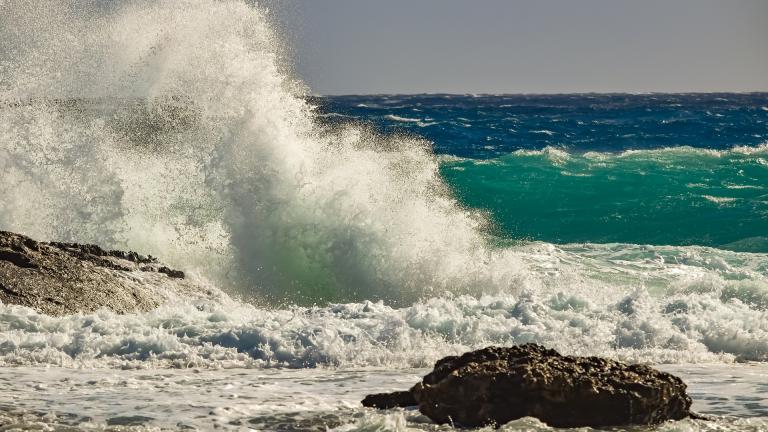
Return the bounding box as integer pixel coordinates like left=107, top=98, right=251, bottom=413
left=363, top=344, right=694, bottom=428
left=0, top=231, right=187, bottom=316
left=361, top=391, right=417, bottom=410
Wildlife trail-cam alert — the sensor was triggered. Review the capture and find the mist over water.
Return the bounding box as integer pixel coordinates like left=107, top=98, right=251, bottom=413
left=2, top=3, right=768, bottom=432
left=0, top=0, right=526, bottom=305
left=0, top=0, right=767, bottom=370
left=1, top=2, right=768, bottom=430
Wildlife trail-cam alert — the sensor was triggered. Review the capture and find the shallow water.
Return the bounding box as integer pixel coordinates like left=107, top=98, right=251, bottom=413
left=1, top=1, right=767, bottom=431
left=2, top=364, right=767, bottom=431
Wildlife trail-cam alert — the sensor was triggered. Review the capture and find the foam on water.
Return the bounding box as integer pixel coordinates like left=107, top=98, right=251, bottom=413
left=385, top=114, right=421, bottom=123
left=0, top=0, right=529, bottom=305
left=0, top=0, right=766, bottom=369
left=442, top=144, right=768, bottom=251
left=1, top=1, right=768, bottom=430
left=1, top=241, right=766, bottom=369
left=1, top=364, right=768, bottom=430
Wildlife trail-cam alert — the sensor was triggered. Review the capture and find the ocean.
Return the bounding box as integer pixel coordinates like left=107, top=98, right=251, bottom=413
left=1, top=1, right=767, bottom=431
left=316, top=94, right=768, bottom=252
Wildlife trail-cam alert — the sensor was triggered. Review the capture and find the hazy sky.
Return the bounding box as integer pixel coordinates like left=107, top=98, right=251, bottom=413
left=276, top=0, right=768, bottom=95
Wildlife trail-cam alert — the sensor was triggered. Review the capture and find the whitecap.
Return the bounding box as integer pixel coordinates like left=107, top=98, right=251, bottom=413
left=384, top=114, right=420, bottom=122
left=530, top=129, right=556, bottom=136
left=704, top=195, right=738, bottom=204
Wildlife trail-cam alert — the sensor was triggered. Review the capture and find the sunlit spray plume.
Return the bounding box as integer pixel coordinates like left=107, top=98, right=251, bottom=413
left=1, top=1, right=768, bottom=372
left=0, top=0, right=527, bottom=304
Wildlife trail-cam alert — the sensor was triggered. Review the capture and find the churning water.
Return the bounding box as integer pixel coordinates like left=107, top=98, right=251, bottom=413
left=0, top=1, right=767, bottom=430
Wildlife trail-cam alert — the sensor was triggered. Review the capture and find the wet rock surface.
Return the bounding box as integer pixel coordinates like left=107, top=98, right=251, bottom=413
left=363, top=344, right=694, bottom=428
left=0, top=231, right=186, bottom=316
left=361, top=391, right=417, bottom=410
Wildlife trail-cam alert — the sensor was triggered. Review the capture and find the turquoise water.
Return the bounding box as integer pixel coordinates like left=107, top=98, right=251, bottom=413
left=1, top=2, right=768, bottom=430
left=441, top=146, right=768, bottom=251
left=319, top=94, right=768, bottom=251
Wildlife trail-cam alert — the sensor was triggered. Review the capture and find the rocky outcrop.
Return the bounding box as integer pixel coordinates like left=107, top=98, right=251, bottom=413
left=361, top=391, right=417, bottom=410
left=363, top=344, right=694, bottom=428
left=0, top=231, right=187, bottom=316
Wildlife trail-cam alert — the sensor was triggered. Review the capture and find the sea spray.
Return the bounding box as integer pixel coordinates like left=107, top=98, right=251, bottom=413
left=0, top=0, right=523, bottom=304
left=1, top=252, right=767, bottom=369
left=1, top=2, right=768, bottom=430
left=0, top=0, right=766, bottom=366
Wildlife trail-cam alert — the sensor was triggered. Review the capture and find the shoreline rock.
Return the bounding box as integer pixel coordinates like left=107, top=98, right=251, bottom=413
left=361, top=391, right=417, bottom=410
left=363, top=344, right=695, bottom=428
left=0, top=231, right=186, bottom=316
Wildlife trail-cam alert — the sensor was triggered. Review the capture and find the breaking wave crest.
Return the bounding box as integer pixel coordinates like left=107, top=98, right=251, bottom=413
left=0, top=0, right=766, bottom=368
left=0, top=0, right=528, bottom=305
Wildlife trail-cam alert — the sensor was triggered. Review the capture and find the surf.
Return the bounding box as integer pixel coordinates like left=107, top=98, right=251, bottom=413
left=0, top=0, right=766, bottom=369
left=0, top=0, right=525, bottom=305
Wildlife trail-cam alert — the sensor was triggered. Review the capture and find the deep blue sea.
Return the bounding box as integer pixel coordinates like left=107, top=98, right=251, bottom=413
left=315, top=94, right=768, bottom=251
left=2, top=1, right=768, bottom=428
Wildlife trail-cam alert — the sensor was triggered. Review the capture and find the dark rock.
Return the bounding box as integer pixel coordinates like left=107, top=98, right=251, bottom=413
left=158, top=266, right=185, bottom=279
left=364, top=344, right=694, bottom=428
left=106, top=415, right=155, bottom=426
left=0, top=231, right=188, bottom=316
left=361, top=391, right=417, bottom=409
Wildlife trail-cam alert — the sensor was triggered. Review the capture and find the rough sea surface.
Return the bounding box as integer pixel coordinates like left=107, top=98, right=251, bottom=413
left=0, top=1, right=767, bottom=431
left=316, top=94, right=768, bottom=251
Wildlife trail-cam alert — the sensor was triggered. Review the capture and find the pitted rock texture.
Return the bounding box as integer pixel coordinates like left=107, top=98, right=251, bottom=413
left=364, top=344, right=693, bottom=428
left=0, top=231, right=185, bottom=316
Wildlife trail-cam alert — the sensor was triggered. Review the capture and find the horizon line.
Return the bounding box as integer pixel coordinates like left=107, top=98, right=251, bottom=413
left=310, top=90, right=768, bottom=98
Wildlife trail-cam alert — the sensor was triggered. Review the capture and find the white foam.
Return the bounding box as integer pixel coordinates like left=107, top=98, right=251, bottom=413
left=702, top=195, right=739, bottom=204
left=384, top=114, right=420, bottom=122
left=530, top=129, right=556, bottom=136
left=0, top=0, right=767, bottom=372
left=731, top=142, right=768, bottom=155
left=1, top=241, right=767, bottom=369
left=0, top=2, right=767, bottom=429
left=416, top=121, right=439, bottom=127
left=3, top=364, right=765, bottom=430
left=512, top=146, right=571, bottom=164
left=724, top=183, right=763, bottom=190
left=0, top=0, right=531, bottom=305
